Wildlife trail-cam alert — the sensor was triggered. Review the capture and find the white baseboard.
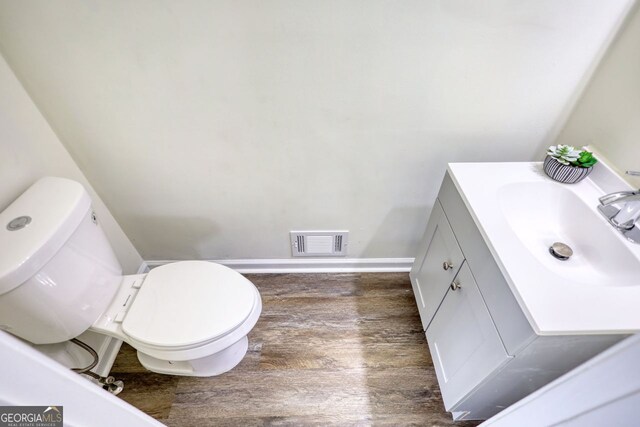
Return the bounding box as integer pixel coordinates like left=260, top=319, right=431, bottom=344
left=144, top=258, right=415, bottom=274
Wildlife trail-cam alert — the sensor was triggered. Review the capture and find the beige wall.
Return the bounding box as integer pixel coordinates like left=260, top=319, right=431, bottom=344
left=0, top=55, right=143, bottom=273
left=555, top=3, right=640, bottom=189
left=0, top=1, right=631, bottom=260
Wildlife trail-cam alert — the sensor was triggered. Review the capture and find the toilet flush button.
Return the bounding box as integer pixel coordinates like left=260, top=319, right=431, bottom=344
left=7, top=216, right=31, bottom=231
left=114, top=311, right=126, bottom=323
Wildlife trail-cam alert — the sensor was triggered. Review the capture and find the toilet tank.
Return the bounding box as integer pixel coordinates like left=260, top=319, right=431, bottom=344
left=0, top=177, right=123, bottom=344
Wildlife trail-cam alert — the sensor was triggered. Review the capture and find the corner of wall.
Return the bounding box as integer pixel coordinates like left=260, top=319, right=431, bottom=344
left=0, top=52, right=143, bottom=273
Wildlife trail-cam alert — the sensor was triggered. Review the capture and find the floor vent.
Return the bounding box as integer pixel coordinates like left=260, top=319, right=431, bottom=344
left=290, top=231, right=348, bottom=257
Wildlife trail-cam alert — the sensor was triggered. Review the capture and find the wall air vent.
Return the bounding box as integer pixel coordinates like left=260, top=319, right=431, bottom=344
left=290, top=231, right=348, bottom=257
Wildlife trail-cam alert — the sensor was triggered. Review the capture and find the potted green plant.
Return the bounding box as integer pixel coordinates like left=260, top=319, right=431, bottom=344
left=543, top=145, right=598, bottom=184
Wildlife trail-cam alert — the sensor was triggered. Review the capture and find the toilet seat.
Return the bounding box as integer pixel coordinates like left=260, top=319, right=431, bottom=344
left=91, top=261, right=262, bottom=362
left=123, top=261, right=257, bottom=349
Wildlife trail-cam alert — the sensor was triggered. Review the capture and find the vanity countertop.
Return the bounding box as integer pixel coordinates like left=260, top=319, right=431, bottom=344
left=448, top=161, right=640, bottom=335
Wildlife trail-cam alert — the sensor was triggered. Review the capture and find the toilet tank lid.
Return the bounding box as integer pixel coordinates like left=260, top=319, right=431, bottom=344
left=0, top=177, right=91, bottom=295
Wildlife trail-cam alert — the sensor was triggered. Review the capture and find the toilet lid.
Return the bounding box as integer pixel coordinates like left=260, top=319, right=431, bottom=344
left=122, top=261, right=256, bottom=349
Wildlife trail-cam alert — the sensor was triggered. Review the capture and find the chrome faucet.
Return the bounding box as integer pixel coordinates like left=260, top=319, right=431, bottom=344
left=599, top=190, right=640, bottom=209
left=598, top=171, right=640, bottom=243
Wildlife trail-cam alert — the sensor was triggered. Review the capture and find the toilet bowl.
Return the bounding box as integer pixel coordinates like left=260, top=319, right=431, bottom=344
left=0, top=177, right=261, bottom=377
left=92, top=261, right=262, bottom=376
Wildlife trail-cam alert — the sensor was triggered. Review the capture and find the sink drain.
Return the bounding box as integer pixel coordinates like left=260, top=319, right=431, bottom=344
left=549, top=242, right=573, bottom=261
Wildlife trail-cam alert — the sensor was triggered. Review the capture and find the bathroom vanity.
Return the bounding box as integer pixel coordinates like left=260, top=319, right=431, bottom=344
left=411, top=162, right=640, bottom=420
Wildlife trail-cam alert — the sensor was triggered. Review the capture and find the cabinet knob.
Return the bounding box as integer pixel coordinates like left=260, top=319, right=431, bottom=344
left=442, top=261, right=454, bottom=271
left=450, top=281, right=462, bottom=291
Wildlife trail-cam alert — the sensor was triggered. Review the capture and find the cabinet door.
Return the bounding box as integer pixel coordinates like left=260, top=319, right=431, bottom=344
left=426, top=263, right=510, bottom=410
left=410, top=200, right=464, bottom=330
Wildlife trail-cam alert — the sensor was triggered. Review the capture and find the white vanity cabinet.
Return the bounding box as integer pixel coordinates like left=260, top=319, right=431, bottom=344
left=411, top=201, right=463, bottom=330
left=411, top=171, right=627, bottom=421
left=426, top=262, right=511, bottom=411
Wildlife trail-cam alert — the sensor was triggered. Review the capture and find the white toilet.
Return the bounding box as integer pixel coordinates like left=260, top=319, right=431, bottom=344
left=0, top=177, right=262, bottom=377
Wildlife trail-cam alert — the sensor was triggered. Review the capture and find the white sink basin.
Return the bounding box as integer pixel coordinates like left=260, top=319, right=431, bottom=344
left=498, top=182, right=639, bottom=287
left=448, top=162, right=640, bottom=335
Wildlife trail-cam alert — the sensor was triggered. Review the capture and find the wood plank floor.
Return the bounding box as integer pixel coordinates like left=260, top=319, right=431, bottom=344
left=111, top=273, right=480, bottom=426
